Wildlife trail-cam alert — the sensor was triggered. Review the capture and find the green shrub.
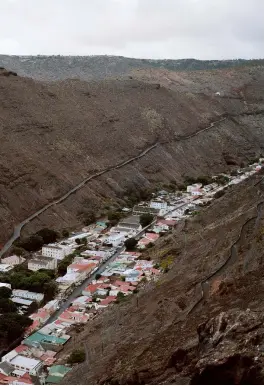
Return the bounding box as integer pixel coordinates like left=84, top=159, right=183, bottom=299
left=68, top=349, right=86, bottom=365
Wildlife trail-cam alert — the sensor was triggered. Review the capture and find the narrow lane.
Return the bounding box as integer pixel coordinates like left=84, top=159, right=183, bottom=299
left=46, top=223, right=156, bottom=324
left=46, top=246, right=125, bottom=324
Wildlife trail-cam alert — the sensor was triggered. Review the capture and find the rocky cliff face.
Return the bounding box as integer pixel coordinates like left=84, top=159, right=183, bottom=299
left=63, top=171, right=264, bottom=384
left=0, top=66, right=264, bottom=244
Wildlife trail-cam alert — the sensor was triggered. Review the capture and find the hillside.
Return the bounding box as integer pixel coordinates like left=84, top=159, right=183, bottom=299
left=0, top=66, right=264, bottom=246
left=0, top=55, right=264, bottom=81
left=63, top=170, right=264, bottom=384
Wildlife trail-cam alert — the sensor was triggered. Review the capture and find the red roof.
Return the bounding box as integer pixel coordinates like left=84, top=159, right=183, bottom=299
left=83, top=284, right=99, bottom=293
left=15, top=344, right=28, bottom=353
left=25, top=320, right=40, bottom=335
left=138, top=238, right=151, bottom=245
left=113, top=280, right=125, bottom=287
left=97, top=283, right=110, bottom=289
left=0, top=373, right=17, bottom=384
left=69, top=262, right=96, bottom=272
left=100, top=296, right=117, bottom=305
left=157, top=219, right=177, bottom=226
left=145, top=232, right=159, bottom=241
left=19, top=373, right=33, bottom=384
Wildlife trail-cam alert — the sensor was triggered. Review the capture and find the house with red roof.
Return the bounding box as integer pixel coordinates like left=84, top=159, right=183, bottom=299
left=30, top=308, right=50, bottom=325
left=0, top=373, right=17, bottom=385
left=24, top=320, right=40, bottom=337
left=67, top=262, right=97, bottom=280
left=97, top=296, right=117, bottom=308
left=72, top=296, right=93, bottom=309
left=58, top=310, right=90, bottom=325
left=82, top=283, right=100, bottom=297
left=137, top=233, right=159, bottom=249
left=157, top=219, right=177, bottom=228
left=14, top=372, right=34, bottom=385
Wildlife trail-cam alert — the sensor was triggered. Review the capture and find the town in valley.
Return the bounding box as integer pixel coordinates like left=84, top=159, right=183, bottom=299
left=0, top=159, right=263, bottom=385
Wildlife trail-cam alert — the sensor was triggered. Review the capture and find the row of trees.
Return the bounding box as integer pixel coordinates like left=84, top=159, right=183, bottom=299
left=0, top=287, right=32, bottom=348
left=15, top=228, right=59, bottom=253
left=0, top=266, right=57, bottom=301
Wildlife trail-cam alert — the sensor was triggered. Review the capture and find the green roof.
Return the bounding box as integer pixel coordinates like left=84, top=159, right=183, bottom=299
left=24, top=331, right=67, bottom=347
left=96, top=221, right=107, bottom=227
left=49, top=365, right=72, bottom=377
left=45, top=375, right=63, bottom=384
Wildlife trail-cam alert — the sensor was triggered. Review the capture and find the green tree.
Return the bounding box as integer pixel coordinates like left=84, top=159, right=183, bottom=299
left=124, top=238, right=138, bottom=251
left=75, top=238, right=81, bottom=245
left=36, top=228, right=58, bottom=244
left=0, top=287, right=11, bottom=299
left=43, top=280, right=58, bottom=301
left=0, top=299, right=17, bottom=313
left=140, top=213, right=154, bottom=228
left=107, top=211, right=122, bottom=225
left=16, top=235, right=44, bottom=252
left=68, top=349, right=86, bottom=365
left=95, top=273, right=101, bottom=280
left=11, top=246, right=25, bottom=256
left=0, top=313, right=32, bottom=343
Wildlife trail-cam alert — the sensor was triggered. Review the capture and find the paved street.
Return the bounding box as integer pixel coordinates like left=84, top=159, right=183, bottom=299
left=45, top=201, right=186, bottom=325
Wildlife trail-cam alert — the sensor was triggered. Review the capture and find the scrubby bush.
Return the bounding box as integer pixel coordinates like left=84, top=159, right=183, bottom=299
left=214, top=190, right=226, bottom=199
left=68, top=349, right=86, bottom=365
left=140, top=213, right=154, bottom=228
left=124, top=238, right=138, bottom=251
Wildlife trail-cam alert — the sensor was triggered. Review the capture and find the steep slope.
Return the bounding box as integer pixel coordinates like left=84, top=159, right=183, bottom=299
left=0, top=66, right=264, bottom=246
left=0, top=55, right=264, bottom=82
left=63, top=171, right=264, bottom=385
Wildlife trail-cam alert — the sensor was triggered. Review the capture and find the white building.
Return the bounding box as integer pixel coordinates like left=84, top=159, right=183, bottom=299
left=67, top=232, right=90, bottom=242
left=186, top=183, right=202, bottom=193
left=149, top=200, right=168, bottom=210
left=104, top=232, right=127, bottom=247
left=1, top=255, right=25, bottom=266
left=12, top=290, right=44, bottom=303
left=28, top=256, right=57, bottom=271
left=42, top=244, right=73, bottom=260
left=191, top=190, right=203, bottom=196
left=81, top=250, right=111, bottom=259
left=8, top=355, right=42, bottom=376
left=0, top=264, right=13, bottom=273
left=11, top=297, right=33, bottom=307
left=0, top=282, right=11, bottom=289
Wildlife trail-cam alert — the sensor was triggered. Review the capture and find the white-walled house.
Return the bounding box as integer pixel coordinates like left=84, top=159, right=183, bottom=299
left=191, top=190, right=203, bottom=196
left=0, top=282, right=11, bottom=289
left=42, top=244, right=73, bottom=260
left=104, top=232, right=126, bottom=247
left=8, top=355, right=42, bottom=376
left=186, top=183, right=202, bottom=193
left=149, top=200, right=168, bottom=210
left=12, top=290, right=44, bottom=303
left=1, top=255, right=25, bottom=266
left=0, top=264, right=13, bottom=273
left=28, top=256, right=57, bottom=271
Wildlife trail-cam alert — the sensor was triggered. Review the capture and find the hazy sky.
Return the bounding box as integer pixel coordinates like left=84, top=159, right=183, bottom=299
left=0, top=0, right=263, bottom=59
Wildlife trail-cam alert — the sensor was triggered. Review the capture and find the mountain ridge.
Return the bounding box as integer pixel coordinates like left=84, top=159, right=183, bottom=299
left=1, top=55, right=264, bottom=81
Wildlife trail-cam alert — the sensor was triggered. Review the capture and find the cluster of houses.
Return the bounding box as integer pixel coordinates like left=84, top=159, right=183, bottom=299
left=0, top=159, right=263, bottom=384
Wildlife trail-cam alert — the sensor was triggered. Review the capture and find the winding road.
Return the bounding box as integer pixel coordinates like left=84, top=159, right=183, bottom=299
left=0, top=115, right=228, bottom=259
